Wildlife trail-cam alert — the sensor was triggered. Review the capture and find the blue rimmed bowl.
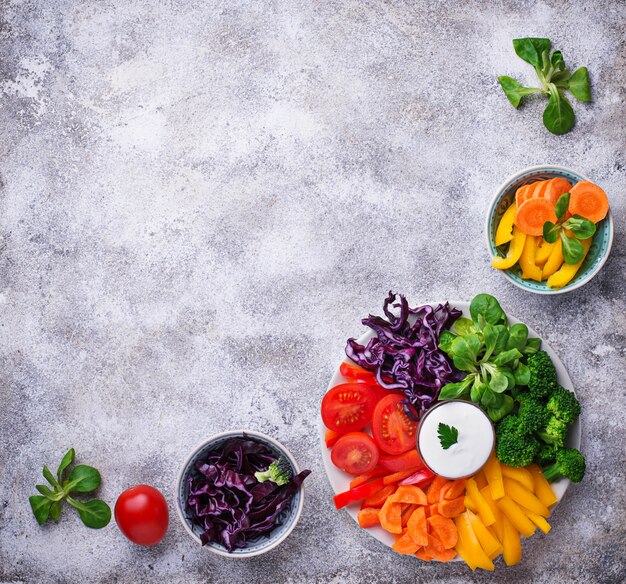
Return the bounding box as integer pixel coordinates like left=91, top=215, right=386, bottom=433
left=175, top=430, right=304, bottom=558
left=486, top=165, right=613, bottom=294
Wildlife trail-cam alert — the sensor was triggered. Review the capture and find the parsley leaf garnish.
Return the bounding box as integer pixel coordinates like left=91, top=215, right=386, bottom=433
left=437, top=423, right=459, bottom=450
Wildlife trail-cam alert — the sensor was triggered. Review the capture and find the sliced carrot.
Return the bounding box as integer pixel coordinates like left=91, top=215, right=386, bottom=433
left=532, top=180, right=550, bottom=199
left=401, top=503, right=418, bottom=528
left=427, top=514, right=458, bottom=549
left=569, top=181, right=609, bottom=223
left=430, top=548, right=457, bottom=562
left=379, top=497, right=403, bottom=534
left=407, top=505, right=429, bottom=546
left=426, top=476, right=450, bottom=505
left=383, top=467, right=423, bottom=485
left=415, top=547, right=434, bottom=561
left=515, top=197, right=558, bottom=236
left=443, top=479, right=466, bottom=500
left=425, top=533, right=446, bottom=555
left=515, top=183, right=534, bottom=207
left=544, top=177, right=572, bottom=205
left=362, top=484, right=397, bottom=508
left=349, top=467, right=386, bottom=489
left=392, top=530, right=421, bottom=555
left=393, top=485, right=428, bottom=505
left=357, top=507, right=381, bottom=528
left=438, top=496, right=465, bottom=518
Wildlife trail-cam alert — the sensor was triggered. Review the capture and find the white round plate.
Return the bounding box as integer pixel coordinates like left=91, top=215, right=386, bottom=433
left=319, top=301, right=581, bottom=556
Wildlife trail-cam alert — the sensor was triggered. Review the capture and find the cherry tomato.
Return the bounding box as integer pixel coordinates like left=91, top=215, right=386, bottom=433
left=331, top=432, right=379, bottom=475
left=372, top=394, right=418, bottom=455
left=115, top=485, right=168, bottom=546
left=379, top=449, right=423, bottom=473
left=339, top=361, right=375, bottom=379
left=321, top=383, right=376, bottom=433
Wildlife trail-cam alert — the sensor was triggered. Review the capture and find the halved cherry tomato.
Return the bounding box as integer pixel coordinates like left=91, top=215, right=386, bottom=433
left=372, top=394, right=418, bottom=455
left=379, top=449, right=423, bottom=473
left=331, top=432, right=379, bottom=475
left=339, top=361, right=375, bottom=379
left=321, top=383, right=376, bottom=433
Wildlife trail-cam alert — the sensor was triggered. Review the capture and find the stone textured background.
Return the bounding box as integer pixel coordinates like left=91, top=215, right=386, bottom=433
left=1, top=1, right=624, bottom=582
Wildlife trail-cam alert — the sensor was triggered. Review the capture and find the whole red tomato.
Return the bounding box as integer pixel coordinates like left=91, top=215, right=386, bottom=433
left=115, top=485, right=169, bottom=546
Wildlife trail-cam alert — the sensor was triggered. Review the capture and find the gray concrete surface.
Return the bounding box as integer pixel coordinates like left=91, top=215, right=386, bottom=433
left=1, top=1, right=625, bottom=582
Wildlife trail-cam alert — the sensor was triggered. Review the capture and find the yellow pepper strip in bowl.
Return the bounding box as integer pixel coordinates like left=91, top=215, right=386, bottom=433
left=492, top=226, right=526, bottom=270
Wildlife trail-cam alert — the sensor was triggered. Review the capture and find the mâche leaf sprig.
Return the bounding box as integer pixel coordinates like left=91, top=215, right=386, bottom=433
left=498, top=38, right=591, bottom=135
left=29, top=449, right=111, bottom=529
left=542, top=193, right=596, bottom=264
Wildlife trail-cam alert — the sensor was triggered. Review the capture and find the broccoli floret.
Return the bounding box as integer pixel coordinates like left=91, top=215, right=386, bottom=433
left=254, top=457, right=293, bottom=486
left=535, top=442, right=559, bottom=466
left=527, top=351, right=558, bottom=400
left=543, top=448, right=586, bottom=483
left=546, top=386, right=581, bottom=425
left=537, top=416, right=568, bottom=448
left=517, top=394, right=550, bottom=433
left=495, top=415, right=541, bottom=467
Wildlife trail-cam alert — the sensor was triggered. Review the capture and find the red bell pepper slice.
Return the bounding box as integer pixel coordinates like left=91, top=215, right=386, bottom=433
left=333, top=478, right=385, bottom=510
left=398, top=468, right=435, bottom=487
left=325, top=429, right=341, bottom=449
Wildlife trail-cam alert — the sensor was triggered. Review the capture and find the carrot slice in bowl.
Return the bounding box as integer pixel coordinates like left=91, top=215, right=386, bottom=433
left=515, top=197, right=558, bottom=236
left=569, top=181, right=609, bottom=223
left=544, top=177, right=572, bottom=205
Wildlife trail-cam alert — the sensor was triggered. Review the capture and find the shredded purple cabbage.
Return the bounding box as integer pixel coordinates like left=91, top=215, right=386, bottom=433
left=345, top=291, right=462, bottom=418
left=186, top=437, right=310, bottom=551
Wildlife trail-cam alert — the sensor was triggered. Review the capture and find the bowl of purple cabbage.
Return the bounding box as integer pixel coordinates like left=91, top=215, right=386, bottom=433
left=175, top=430, right=310, bottom=557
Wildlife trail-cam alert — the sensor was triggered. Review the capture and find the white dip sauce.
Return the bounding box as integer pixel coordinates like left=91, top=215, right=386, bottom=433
left=418, top=400, right=494, bottom=479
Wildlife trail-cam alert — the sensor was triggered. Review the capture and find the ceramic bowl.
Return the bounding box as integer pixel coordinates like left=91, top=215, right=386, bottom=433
left=486, top=165, right=613, bottom=294
left=175, top=430, right=304, bottom=558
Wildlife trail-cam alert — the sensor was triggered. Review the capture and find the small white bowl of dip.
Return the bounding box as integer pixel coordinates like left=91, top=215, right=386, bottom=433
left=417, top=400, right=495, bottom=480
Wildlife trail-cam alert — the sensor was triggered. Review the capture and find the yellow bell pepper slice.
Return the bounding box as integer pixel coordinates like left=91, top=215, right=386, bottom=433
left=467, top=510, right=503, bottom=558
left=466, top=478, right=495, bottom=526
left=464, top=494, right=478, bottom=513
left=483, top=451, right=505, bottom=500
left=502, top=477, right=550, bottom=517
left=501, top=515, right=522, bottom=566
left=519, top=235, right=543, bottom=281
left=480, top=486, right=505, bottom=543
left=495, top=495, right=536, bottom=537
left=500, top=465, right=534, bottom=493
left=455, top=538, right=477, bottom=570
left=492, top=226, right=526, bottom=270
left=524, top=510, right=552, bottom=534
left=547, top=236, right=592, bottom=289
left=527, top=464, right=557, bottom=507
left=542, top=238, right=564, bottom=278
left=495, top=203, right=517, bottom=246
left=455, top=512, right=495, bottom=571
left=535, top=238, right=557, bottom=266
left=474, top=469, right=488, bottom=490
